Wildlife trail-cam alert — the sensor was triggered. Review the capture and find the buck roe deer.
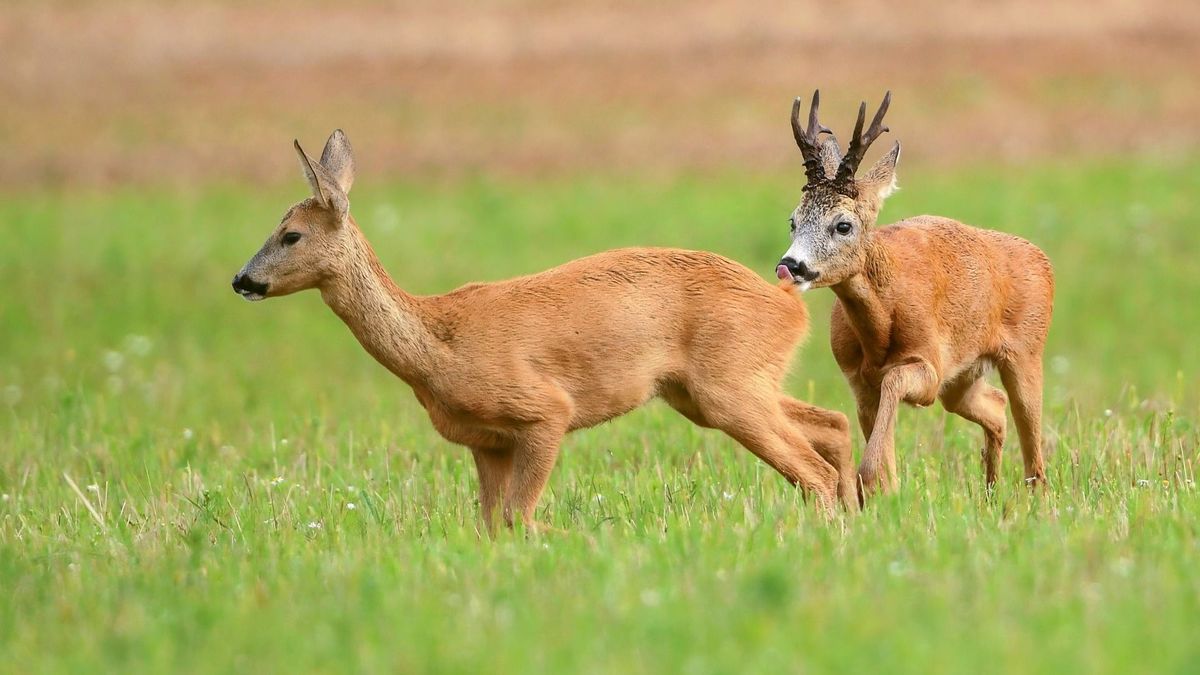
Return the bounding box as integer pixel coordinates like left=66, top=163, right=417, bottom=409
left=232, top=130, right=857, bottom=533
left=776, top=92, right=1054, bottom=499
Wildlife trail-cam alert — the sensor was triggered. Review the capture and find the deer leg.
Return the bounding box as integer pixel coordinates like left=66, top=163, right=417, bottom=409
left=660, top=382, right=716, bottom=428
left=939, top=375, right=1008, bottom=488
left=502, top=425, right=567, bottom=532
left=740, top=418, right=839, bottom=516
left=998, top=353, right=1047, bottom=486
left=701, top=400, right=838, bottom=515
left=779, top=398, right=857, bottom=510
left=849, top=381, right=880, bottom=446
left=680, top=378, right=838, bottom=514
left=730, top=423, right=838, bottom=515
left=858, top=359, right=939, bottom=497
left=470, top=446, right=514, bottom=537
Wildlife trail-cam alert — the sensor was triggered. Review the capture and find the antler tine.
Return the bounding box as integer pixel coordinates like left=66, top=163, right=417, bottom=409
left=836, top=90, right=892, bottom=186
left=808, top=89, right=834, bottom=137
left=792, top=90, right=831, bottom=186
left=790, top=97, right=807, bottom=148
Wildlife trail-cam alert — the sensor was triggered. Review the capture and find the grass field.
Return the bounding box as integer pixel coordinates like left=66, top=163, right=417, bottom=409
left=2, top=158, right=1199, bottom=673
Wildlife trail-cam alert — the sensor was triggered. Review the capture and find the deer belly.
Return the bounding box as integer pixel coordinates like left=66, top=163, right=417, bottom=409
left=566, top=379, right=657, bottom=430
left=424, top=407, right=511, bottom=448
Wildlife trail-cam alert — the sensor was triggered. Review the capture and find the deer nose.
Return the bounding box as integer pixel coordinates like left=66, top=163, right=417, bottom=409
left=779, top=257, right=819, bottom=282
left=231, top=273, right=269, bottom=296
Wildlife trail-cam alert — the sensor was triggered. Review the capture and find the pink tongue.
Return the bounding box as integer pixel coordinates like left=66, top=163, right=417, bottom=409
left=776, top=264, right=792, bottom=281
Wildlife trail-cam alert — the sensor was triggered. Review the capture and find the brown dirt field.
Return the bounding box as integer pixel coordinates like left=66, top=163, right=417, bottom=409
left=2, top=0, right=1198, bottom=187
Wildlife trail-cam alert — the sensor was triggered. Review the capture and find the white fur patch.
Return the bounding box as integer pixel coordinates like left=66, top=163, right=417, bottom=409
left=877, top=175, right=899, bottom=200
left=784, top=241, right=812, bottom=266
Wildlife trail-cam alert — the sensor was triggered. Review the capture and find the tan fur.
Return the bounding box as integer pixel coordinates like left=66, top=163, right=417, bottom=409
left=781, top=94, right=1054, bottom=499
left=234, top=130, right=856, bottom=534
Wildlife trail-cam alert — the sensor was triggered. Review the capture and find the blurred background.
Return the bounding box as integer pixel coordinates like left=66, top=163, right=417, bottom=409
left=3, top=0, right=1199, bottom=186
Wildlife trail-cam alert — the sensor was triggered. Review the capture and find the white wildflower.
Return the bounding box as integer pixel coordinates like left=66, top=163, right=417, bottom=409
left=346, top=503, right=356, bottom=510
left=102, top=350, right=124, bottom=372
left=86, top=484, right=100, bottom=494
left=307, top=521, right=322, bottom=530
left=125, top=334, right=153, bottom=357
left=722, top=491, right=735, bottom=501
left=270, top=476, right=285, bottom=487
left=1136, top=479, right=1150, bottom=488
left=280, top=438, right=289, bottom=446
left=182, top=428, right=194, bottom=441
left=1, top=493, right=10, bottom=502
left=593, top=494, right=604, bottom=504
left=1104, top=409, right=1113, bottom=417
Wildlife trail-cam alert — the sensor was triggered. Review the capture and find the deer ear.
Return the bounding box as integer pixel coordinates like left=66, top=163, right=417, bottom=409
left=295, top=140, right=328, bottom=207
left=294, top=139, right=349, bottom=221
left=860, top=140, right=901, bottom=200
left=319, top=129, right=355, bottom=194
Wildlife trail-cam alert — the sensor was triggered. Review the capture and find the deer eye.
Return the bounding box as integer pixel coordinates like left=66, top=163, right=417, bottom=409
left=282, top=232, right=302, bottom=246
left=834, top=221, right=853, bottom=235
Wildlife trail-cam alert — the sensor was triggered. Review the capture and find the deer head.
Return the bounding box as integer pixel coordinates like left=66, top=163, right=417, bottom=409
left=777, top=91, right=900, bottom=289
left=232, top=130, right=358, bottom=300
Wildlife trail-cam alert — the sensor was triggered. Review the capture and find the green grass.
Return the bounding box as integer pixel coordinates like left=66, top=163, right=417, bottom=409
left=1, top=159, right=1199, bottom=673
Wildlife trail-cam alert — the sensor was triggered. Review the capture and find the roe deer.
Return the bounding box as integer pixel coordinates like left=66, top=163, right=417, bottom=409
left=776, top=92, right=1054, bottom=499
left=232, top=130, right=857, bottom=532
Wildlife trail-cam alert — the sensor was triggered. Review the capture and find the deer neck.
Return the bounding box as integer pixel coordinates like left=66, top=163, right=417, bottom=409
left=830, top=240, right=895, bottom=359
left=319, top=224, right=441, bottom=382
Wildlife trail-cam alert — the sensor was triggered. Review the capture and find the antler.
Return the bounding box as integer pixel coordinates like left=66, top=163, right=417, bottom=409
left=834, top=91, right=892, bottom=186
left=791, top=90, right=833, bottom=187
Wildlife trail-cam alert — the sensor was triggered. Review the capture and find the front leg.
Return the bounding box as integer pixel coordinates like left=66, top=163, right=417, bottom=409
left=471, top=447, right=514, bottom=537
left=848, top=378, right=880, bottom=445
left=503, top=424, right=568, bottom=532
left=858, top=359, right=939, bottom=497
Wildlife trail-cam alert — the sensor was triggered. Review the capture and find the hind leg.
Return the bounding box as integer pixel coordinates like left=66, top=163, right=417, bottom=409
left=998, top=353, right=1047, bottom=486
left=694, top=391, right=838, bottom=514
left=731, top=419, right=838, bottom=515
left=779, top=398, right=856, bottom=510
left=661, top=382, right=717, bottom=429
left=667, top=385, right=837, bottom=512
left=939, top=373, right=1008, bottom=488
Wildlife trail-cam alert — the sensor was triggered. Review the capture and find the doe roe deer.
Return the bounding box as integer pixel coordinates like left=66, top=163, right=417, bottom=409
left=232, top=129, right=856, bottom=533
left=776, top=91, right=1054, bottom=499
